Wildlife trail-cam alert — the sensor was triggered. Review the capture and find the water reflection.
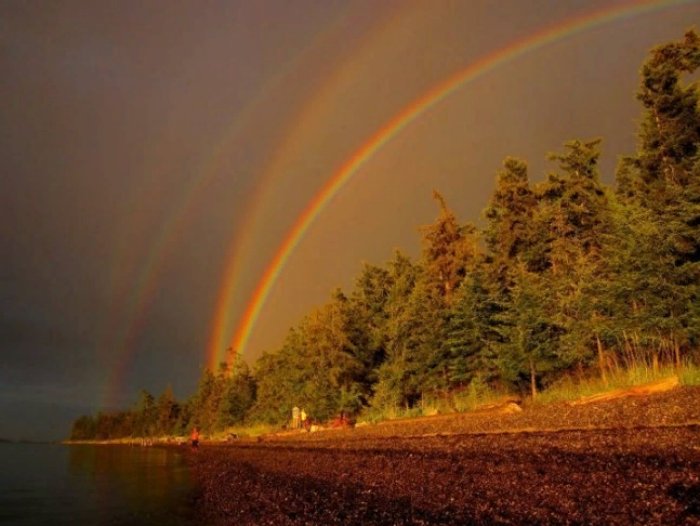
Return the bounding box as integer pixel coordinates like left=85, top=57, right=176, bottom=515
left=0, top=444, right=196, bottom=526
left=67, top=445, right=197, bottom=525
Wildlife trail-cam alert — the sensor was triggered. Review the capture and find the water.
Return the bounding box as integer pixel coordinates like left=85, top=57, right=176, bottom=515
left=0, top=443, right=198, bottom=525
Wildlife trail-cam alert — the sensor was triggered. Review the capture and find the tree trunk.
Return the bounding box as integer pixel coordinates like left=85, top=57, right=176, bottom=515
left=529, top=358, right=537, bottom=399
left=673, top=335, right=682, bottom=369
left=596, top=334, right=607, bottom=386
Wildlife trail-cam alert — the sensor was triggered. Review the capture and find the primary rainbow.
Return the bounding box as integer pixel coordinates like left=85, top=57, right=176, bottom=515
left=204, top=3, right=414, bottom=370
left=208, top=0, right=692, bottom=368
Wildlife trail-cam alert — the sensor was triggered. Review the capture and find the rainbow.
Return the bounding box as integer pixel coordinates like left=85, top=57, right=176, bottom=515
left=204, top=2, right=417, bottom=370
left=99, top=1, right=385, bottom=406
left=207, top=0, right=693, bottom=369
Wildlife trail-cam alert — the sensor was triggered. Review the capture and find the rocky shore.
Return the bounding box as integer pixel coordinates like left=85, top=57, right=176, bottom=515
left=186, top=387, right=700, bottom=525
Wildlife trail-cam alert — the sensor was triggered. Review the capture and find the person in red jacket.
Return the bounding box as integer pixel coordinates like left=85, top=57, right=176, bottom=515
left=191, top=427, right=200, bottom=449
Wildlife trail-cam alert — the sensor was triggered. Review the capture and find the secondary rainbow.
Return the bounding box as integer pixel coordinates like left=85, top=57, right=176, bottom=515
left=97, top=2, right=376, bottom=406
left=210, top=0, right=693, bottom=368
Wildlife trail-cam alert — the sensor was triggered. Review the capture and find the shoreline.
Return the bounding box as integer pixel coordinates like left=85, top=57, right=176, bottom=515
left=183, top=386, right=700, bottom=525
left=64, top=381, right=700, bottom=447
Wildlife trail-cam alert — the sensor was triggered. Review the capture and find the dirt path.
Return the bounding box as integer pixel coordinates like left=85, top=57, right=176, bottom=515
left=187, top=388, right=700, bottom=525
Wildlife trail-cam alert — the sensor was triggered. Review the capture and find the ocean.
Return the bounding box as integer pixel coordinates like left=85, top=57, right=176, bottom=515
left=0, top=443, right=198, bottom=525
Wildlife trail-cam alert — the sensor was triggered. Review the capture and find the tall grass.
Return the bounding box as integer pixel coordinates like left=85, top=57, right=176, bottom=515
left=361, top=361, right=700, bottom=424
left=212, top=422, right=280, bottom=440
left=359, top=376, right=508, bottom=424
left=533, top=361, right=700, bottom=405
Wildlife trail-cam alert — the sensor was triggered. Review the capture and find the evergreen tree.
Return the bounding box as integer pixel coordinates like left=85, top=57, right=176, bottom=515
left=483, top=157, right=538, bottom=272
left=135, top=390, right=157, bottom=437
left=397, top=194, right=478, bottom=403
left=536, top=139, right=613, bottom=369
left=372, top=251, right=420, bottom=412
left=347, top=262, right=392, bottom=380
left=496, top=264, right=561, bottom=397
left=603, top=200, right=693, bottom=368
left=447, top=262, right=501, bottom=387
left=616, top=29, right=700, bottom=365
left=421, top=191, right=477, bottom=302
left=618, top=30, right=700, bottom=202
left=251, top=346, right=300, bottom=424
left=482, top=157, right=542, bottom=391
left=70, top=415, right=96, bottom=440
left=155, top=385, right=179, bottom=436
left=217, top=359, right=256, bottom=428
left=189, top=368, right=218, bottom=432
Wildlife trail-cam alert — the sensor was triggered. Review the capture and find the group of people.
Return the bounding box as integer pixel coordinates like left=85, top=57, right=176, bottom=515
left=190, top=407, right=348, bottom=445
left=291, top=406, right=309, bottom=430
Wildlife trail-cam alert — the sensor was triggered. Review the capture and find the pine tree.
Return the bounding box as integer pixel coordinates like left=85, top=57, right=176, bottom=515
left=483, top=157, right=537, bottom=272
left=217, top=360, right=256, bottom=428
left=620, top=30, right=700, bottom=199
left=447, top=262, right=501, bottom=387
left=155, top=385, right=179, bottom=436
left=189, top=368, right=218, bottom=432
left=496, top=264, right=561, bottom=397
left=135, top=389, right=157, bottom=437
left=372, top=251, right=419, bottom=412
left=347, top=263, right=393, bottom=384
left=615, top=29, right=700, bottom=366
left=536, top=139, right=613, bottom=369
left=421, top=191, right=477, bottom=302
left=402, top=194, right=478, bottom=403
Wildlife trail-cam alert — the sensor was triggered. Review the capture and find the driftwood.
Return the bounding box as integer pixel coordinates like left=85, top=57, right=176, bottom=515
left=569, top=376, right=679, bottom=406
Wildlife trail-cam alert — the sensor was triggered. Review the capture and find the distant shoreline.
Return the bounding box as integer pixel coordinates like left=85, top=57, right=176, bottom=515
left=0, top=438, right=56, bottom=445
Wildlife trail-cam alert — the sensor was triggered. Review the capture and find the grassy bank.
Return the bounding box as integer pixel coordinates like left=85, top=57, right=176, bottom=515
left=204, top=363, right=700, bottom=438
left=353, top=362, right=700, bottom=426
left=66, top=363, right=700, bottom=445
left=532, top=362, right=700, bottom=405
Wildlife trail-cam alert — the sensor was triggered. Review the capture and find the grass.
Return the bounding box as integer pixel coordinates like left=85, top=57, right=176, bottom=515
left=678, top=362, right=700, bottom=386
left=358, top=378, right=510, bottom=424
left=211, top=422, right=280, bottom=440
left=359, top=362, right=700, bottom=425
left=532, top=361, right=700, bottom=405
left=72, top=362, right=699, bottom=444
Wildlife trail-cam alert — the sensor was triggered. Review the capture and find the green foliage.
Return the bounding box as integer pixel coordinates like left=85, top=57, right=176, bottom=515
left=421, top=191, right=478, bottom=300
left=532, top=362, right=700, bottom=405
left=156, top=386, right=179, bottom=436
left=447, top=266, right=500, bottom=386
left=495, top=265, right=562, bottom=396
left=625, top=30, right=700, bottom=198
left=216, top=360, right=256, bottom=429
left=370, top=252, right=420, bottom=410
left=483, top=157, right=537, bottom=269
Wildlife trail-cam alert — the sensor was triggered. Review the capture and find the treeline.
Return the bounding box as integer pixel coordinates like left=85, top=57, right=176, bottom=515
left=70, top=362, right=255, bottom=440
left=71, top=31, right=700, bottom=440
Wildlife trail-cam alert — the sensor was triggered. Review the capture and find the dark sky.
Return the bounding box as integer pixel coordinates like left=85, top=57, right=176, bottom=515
left=2, top=0, right=698, bottom=441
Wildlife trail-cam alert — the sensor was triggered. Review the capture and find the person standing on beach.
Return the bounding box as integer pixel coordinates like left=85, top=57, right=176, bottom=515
left=300, top=408, right=308, bottom=430
left=191, top=427, right=200, bottom=449
left=292, top=406, right=300, bottom=429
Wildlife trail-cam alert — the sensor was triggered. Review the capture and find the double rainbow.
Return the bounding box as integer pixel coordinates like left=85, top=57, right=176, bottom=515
left=208, top=0, right=692, bottom=370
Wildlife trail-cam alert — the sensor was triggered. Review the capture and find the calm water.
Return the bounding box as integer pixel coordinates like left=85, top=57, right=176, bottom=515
left=0, top=443, right=198, bottom=525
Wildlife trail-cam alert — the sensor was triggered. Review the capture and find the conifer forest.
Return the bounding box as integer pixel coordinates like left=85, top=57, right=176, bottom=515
left=71, top=31, right=700, bottom=440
